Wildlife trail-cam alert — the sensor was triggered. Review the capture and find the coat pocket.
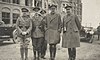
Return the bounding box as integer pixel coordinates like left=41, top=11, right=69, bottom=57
left=73, top=29, right=79, bottom=33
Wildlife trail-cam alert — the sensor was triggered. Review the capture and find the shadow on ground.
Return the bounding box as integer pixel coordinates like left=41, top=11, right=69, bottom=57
left=0, top=41, right=14, bottom=46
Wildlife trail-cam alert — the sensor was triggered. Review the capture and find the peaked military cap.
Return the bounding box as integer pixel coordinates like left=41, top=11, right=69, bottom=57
left=40, top=9, right=46, bottom=14
left=49, top=4, right=57, bottom=9
left=21, top=8, right=29, bottom=12
left=65, top=5, right=72, bottom=9
left=33, top=7, right=40, bottom=12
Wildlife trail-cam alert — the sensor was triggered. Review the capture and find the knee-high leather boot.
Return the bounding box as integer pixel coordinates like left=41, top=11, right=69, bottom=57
left=52, top=45, right=56, bottom=60
left=68, top=48, right=72, bottom=60
left=49, top=45, right=53, bottom=60
left=37, top=51, right=41, bottom=60
left=72, top=48, right=76, bottom=60
left=33, top=50, right=36, bottom=60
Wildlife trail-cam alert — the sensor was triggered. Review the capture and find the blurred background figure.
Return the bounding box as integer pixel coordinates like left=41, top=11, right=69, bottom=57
left=97, top=23, right=100, bottom=40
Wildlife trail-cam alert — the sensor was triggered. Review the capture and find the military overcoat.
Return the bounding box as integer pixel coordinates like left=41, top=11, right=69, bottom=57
left=45, top=13, right=62, bottom=44
left=62, top=14, right=81, bottom=48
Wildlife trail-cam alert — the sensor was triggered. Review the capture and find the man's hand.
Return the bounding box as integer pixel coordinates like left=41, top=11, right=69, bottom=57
left=22, top=32, right=27, bottom=35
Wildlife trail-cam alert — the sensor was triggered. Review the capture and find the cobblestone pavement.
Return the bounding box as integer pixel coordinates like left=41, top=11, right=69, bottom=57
left=0, top=35, right=100, bottom=60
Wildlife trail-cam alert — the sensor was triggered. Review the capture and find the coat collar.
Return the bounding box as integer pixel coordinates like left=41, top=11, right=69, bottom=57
left=49, top=13, right=57, bottom=23
left=64, top=14, right=73, bottom=24
left=20, top=16, right=29, bottom=22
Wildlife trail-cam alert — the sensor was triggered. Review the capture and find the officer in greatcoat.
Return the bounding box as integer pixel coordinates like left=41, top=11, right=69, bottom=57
left=31, top=7, right=45, bottom=60
left=16, top=8, right=32, bottom=60
left=62, top=5, right=81, bottom=60
left=45, top=4, right=62, bottom=60
left=40, top=9, right=47, bottom=59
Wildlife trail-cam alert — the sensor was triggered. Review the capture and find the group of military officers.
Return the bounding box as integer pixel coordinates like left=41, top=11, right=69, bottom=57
left=16, top=4, right=81, bottom=60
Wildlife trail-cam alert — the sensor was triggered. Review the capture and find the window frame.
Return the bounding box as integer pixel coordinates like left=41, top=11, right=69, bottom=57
left=13, top=13, right=19, bottom=24
left=2, top=12, right=10, bottom=24
left=12, top=0, right=20, bottom=4
left=2, top=0, right=11, bottom=3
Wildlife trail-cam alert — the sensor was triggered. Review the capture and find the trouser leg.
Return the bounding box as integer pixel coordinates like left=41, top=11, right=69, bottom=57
left=33, top=50, right=36, bottom=60
left=72, top=48, right=76, bottom=60
left=20, top=47, right=25, bottom=60
left=49, top=44, right=53, bottom=59
left=24, top=38, right=30, bottom=60
left=32, top=38, right=37, bottom=60
left=37, top=38, right=44, bottom=60
left=25, top=48, right=28, bottom=60
left=68, top=48, right=76, bottom=60
left=52, top=44, right=56, bottom=59
left=41, top=40, right=47, bottom=58
left=49, top=44, right=56, bottom=60
left=98, top=34, right=100, bottom=40
left=68, top=48, right=72, bottom=60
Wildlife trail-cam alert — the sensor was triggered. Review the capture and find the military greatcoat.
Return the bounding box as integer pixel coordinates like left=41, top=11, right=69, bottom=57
left=62, top=14, right=81, bottom=48
left=45, top=13, right=62, bottom=44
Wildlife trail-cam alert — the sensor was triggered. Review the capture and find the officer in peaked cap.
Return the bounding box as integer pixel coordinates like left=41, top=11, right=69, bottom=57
left=16, top=7, right=32, bottom=60
left=62, top=3, right=81, bottom=60
left=45, top=3, right=62, bottom=60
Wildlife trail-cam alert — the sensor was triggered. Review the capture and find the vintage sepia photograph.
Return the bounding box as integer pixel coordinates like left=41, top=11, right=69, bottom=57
left=0, top=0, right=100, bottom=60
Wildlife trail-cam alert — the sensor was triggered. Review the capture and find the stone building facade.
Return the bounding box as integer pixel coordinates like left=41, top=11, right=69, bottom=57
left=0, top=0, right=32, bottom=26
left=0, top=0, right=82, bottom=26
left=33, top=0, right=82, bottom=22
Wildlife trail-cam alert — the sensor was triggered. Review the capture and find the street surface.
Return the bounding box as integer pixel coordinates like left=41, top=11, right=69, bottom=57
left=0, top=35, right=100, bottom=60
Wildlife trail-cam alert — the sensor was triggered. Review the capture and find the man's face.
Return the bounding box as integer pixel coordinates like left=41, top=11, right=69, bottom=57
left=34, top=9, right=39, bottom=12
left=66, top=7, right=72, bottom=14
left=34, top=13, right=39, bottom=18
left=23, top=12, right=29, bottom=16
left=50, top=7, right=56, bottom=13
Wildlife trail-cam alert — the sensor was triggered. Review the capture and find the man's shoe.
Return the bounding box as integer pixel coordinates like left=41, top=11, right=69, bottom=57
left=33, top=57, right=36, bottom=60
left=21, top=58, right=24, bottom=60
left=41, top=56, right=46, bottom=59
left=68, top=58, right=72, bottom=60
left=25, top=58, right=28, bottom=60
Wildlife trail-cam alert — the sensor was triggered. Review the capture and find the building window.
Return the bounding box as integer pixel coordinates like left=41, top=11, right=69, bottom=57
left=2, top=12, right=10, bottom=24
left=2, top=0, right=11, bottom=3
left=25, top=0, right=29, bottom=6
left=13, top=13, right=19, bottom=24
left=13, top=0, right=19, bottom=4
left=34, top=0, right=42, bottom=7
